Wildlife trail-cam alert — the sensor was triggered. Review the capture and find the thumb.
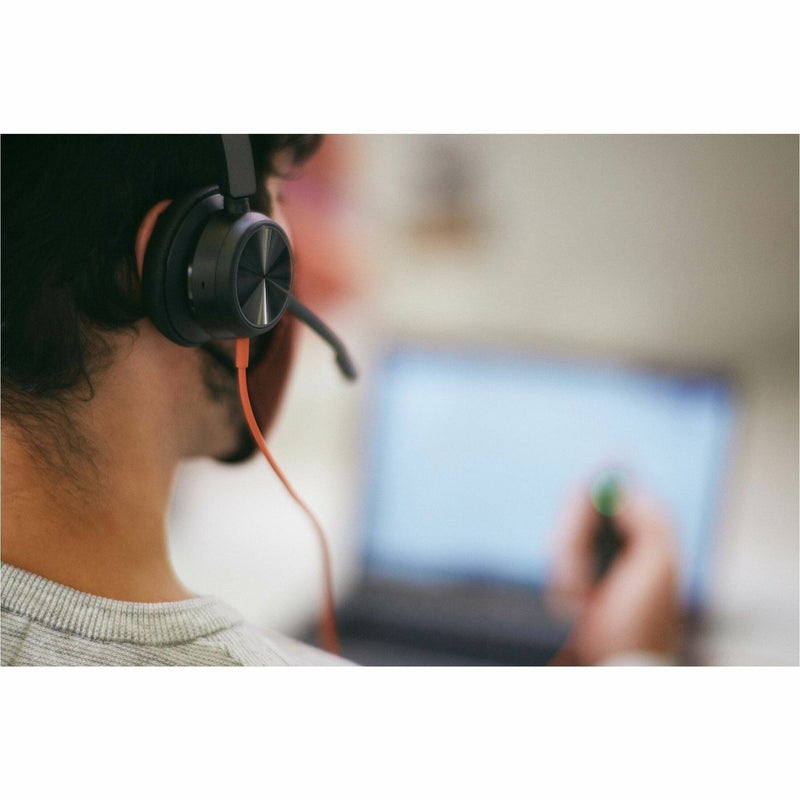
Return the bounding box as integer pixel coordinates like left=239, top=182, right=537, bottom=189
left=613, top=493, right=676, bottom=553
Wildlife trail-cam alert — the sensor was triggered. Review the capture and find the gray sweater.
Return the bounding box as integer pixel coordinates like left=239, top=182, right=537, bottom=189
left=0, top=562, right=350, bottom=666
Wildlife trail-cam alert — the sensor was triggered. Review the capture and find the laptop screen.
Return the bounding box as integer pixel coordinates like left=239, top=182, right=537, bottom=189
left=361, top=346, right=734, bottom=605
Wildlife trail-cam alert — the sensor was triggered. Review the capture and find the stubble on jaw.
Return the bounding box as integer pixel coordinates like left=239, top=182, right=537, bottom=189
left=198, top=348, right=256, bottom=463
left=196, top=329, right=281, bottom=463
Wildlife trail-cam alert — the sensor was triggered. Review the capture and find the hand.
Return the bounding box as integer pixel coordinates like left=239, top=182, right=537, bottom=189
left=547, top=487, right=680, bottom=665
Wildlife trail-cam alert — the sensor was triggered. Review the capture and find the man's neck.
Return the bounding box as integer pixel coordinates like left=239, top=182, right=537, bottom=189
left=1, top=400, right=193, bottom=604
left=1, top=322, right=248, bottom=603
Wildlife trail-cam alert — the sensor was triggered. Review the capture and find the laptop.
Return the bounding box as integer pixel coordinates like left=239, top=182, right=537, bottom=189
left=336, top=345, right=735, bottom=665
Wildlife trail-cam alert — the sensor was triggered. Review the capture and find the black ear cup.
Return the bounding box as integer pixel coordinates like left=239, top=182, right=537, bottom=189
left=188, top=212, right=293, bottom=339
left=142, top=186, right=294, bottom=346
left=142, top=186, right=223, bottom=346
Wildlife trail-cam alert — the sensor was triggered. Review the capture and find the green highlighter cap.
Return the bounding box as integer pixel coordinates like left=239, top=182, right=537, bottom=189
left=591, top=470, right=624, bottom=517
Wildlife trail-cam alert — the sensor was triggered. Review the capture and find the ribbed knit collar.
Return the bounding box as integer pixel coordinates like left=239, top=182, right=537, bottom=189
left=1, top=562, right=243, bottom=646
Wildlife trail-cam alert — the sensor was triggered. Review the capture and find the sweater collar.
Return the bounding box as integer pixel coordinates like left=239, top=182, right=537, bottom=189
left=1, top=562, right=243, bottom=646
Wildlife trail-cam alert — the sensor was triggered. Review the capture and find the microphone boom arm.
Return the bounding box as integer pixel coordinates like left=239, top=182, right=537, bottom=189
left=286, top=295, right=358, bottom=381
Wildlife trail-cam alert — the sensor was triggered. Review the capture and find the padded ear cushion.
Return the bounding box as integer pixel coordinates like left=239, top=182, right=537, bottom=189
left=141, top=186, right=223, bottom=346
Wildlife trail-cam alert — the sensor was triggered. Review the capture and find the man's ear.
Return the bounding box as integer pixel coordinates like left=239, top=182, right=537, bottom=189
left=134, top=200, right=172, bottom=278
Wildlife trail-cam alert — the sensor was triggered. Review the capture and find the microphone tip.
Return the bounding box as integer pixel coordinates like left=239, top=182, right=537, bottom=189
left=336, top=354, right=358, bottom=381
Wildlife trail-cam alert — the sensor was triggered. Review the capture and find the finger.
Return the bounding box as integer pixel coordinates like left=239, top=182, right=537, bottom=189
left=612, top=492, right=677, bottom=559
left=548, top=484, right=597, bottom=598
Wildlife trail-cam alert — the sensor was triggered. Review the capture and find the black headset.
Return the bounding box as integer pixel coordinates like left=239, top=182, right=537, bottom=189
left=141, top=134, right=356, bottom=380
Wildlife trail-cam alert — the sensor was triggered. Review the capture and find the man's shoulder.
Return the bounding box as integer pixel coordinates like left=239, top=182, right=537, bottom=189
left=1, top=604, right=353, bottom=667
left=257, top=627, right=354, bottom=667
left=1, top=563, right=354, bottom=667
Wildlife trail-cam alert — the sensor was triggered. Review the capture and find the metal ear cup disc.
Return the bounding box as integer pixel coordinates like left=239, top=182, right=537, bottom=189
left=189, top=211, right=294, bottom=339
left=236, top=224, right=292, bottom=328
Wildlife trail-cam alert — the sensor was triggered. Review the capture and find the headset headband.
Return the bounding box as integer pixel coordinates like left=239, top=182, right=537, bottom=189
left=216, top=135, right=257, bottom=207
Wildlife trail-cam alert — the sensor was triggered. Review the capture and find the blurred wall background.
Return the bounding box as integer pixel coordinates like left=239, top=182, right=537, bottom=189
left=168, top=134, right=798, bottom=665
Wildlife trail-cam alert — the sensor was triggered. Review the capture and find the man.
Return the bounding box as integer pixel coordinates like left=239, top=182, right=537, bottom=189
left=1, top=134, right=678, bottom=666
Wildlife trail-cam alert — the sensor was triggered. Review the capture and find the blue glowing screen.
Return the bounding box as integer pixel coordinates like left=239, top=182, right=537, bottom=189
left=362, top=347, right=734, bottom=604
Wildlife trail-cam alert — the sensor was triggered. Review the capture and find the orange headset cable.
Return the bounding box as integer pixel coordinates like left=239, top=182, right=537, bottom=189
left=235, top=337, right=341, bottom=655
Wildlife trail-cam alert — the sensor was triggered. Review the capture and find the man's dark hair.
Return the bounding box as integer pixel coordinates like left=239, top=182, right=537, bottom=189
left=1, top=134, right=320, bottom=428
